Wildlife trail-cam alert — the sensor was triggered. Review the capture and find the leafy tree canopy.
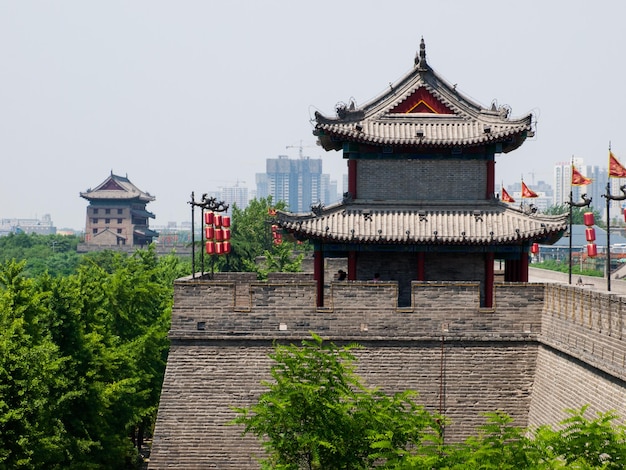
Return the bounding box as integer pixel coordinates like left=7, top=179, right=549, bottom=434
left=234, top=334, right=626, bottom=469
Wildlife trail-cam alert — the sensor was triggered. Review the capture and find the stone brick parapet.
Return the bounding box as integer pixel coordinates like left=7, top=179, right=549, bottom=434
left=541, top=284, right=626, bottom=381
left=169, top=276, right=545, bottom=341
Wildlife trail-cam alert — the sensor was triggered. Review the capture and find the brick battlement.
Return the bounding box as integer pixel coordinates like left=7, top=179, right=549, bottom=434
left=150, top=277, right=626, bottom=470
left=170, top=275, right=544, bottom=341
left=541, top=284, right=626, bottom=381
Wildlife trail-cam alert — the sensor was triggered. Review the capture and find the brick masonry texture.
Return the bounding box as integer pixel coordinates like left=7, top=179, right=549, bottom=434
left=357, top=159, right=487, bottom=201
left=149, top=278, right=626, bottom=469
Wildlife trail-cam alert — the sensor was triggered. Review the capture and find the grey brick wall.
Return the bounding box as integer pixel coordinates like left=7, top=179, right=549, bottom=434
left=357, top=159, right=487, bottom=201
left=149, top=280, right=626, bottom=469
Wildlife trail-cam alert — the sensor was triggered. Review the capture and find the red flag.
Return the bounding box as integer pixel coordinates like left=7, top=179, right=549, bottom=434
left=521, top=181, right=538, bottom=198
left=609, top=151, right=626, bottom=178
left=501, top=187, right=515, bottom=203
left=571, top=165, right=592, bottom=186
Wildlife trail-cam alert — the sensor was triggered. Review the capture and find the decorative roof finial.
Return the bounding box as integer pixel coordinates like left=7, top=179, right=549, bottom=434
left=414, top=37, right=428, bottom=69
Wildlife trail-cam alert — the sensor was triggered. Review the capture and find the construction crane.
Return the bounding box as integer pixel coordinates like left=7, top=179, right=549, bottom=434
left=286, top=140, right=317, bottom=158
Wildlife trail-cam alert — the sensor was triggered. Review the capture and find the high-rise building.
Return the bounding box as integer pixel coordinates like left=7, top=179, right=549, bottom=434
left=553, top=158, right=584, bottom=207
left=220, top=183, right=249, bottom=212
left=256, top=155, right=335, bottom=212
left=582, top=165, right=609, bottom=218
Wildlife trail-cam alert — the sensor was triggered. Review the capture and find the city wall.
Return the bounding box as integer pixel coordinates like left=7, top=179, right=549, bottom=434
left=149, top=276, right=626, bottom=470
left=528, top=284, right=626, bottom=428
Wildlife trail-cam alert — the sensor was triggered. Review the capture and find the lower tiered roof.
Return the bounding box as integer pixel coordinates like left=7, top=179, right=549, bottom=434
left=277, top=201, right=567, bottom=246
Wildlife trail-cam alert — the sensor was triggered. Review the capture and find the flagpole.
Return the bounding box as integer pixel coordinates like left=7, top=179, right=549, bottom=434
left=568, top=190, right=573, bottom=285
left=606, top=181, right=612, bottom=292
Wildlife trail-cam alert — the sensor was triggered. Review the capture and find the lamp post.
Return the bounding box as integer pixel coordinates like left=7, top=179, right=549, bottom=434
left=188, top=193, right=229, bottom=279
left=602, top=183, right=626, bottom=291
left=566, top=191, right=591, bottom=285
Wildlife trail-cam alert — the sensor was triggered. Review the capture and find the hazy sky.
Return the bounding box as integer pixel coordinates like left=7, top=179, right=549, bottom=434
left=2, top=1, right=625, bottom=230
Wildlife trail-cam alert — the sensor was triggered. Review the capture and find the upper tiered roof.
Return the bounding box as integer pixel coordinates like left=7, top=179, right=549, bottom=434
left=80, top=172, right=155, bottom=202
left=314, top=39, right=533, bottom=153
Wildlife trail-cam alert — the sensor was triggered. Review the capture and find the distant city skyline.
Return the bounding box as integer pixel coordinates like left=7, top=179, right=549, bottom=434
left=2, top=2, right=626, bottom=230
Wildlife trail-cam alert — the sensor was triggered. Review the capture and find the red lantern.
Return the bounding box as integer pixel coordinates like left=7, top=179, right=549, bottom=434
left=222, top=216, right=231, bottom=228
left=531, top=243, right=539, bottom=254
left=205, top=226, right=214, bottom=239
left=215, top=242, right=224, bottom=254
left=223, top=241, right=231, bottom=253
left=205, top=241, right=215, bottom=254
left=587, top=243, right=597, bottom=257
left=204, top=212, right=214, bottom=225
left=583, top=212, right=594, bottom=227
left=223, top=228, right=231, bottom=240
left=214, top=228, right=224, bottom=241
left=585, top=227, right=596, bottom=242
left=214, top=214, right=222, bottom=227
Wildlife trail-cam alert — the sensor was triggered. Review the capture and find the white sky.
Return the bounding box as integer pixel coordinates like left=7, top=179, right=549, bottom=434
left=1, top=1, right=625, bottom=230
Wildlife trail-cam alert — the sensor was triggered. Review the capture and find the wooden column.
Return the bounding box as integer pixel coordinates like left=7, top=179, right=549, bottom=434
left=348, top=159, right=357, bottom=198
left=504, top=259, right=516, bottom=282
left=484, top=252, right=494, bottom=308
left=417, top=252, right=425, bottom=281
left=348, top=251, right=357, bottom=280
left=519, top=252, right=529, bottom=282
left=314, top=249, right=324, bottom=307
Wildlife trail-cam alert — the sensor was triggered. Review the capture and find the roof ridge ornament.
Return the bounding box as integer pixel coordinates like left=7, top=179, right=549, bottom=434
left=414, top=37, right=428, bottom=70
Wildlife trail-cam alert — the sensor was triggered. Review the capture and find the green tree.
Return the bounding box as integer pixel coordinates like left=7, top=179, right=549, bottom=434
left=0, top=246, right=181, bottom=469
left=224, top=197, right=284, bottom=272
left=0, top=261, right=69, bottom=469
left=0, top=233, right=82, bottom=277
left=543, top=205, right=605, bottom=229
left=233, top=334, right=441, bottom=469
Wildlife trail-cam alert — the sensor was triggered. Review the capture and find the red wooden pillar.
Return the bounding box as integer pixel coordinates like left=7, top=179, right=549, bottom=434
left=347, top=251, right=357, bottom=280
left=519, top=252, right=529, bottom=282
left=417, top=252, right=425, bottom=281
left=314, top=249, right=324, bottom=307
left=486, top=159, right=495, bottom=200
left=348, top=159, right=357, bottom=198
left=484, top=252, right=494, bottom=307
left=504, top=259, right=516, bottom=282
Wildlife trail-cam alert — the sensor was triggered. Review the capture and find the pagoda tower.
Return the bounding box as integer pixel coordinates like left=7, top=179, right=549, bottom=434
left=277, top=39, right=567, bottom=307
left=80, top=172, right=158, bottom=248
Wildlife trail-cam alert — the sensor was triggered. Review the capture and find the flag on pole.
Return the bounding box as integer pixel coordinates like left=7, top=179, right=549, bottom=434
left=609, top=151, right=626, bottom=178
left=501, top=187, right=515, bottom=203
left=571, top=165, right=592, bottom=186
left=521, top=181, right=538, bottom=198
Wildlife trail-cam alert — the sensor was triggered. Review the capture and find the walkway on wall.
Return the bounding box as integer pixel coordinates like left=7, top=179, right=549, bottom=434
left=529, top=267, right=626, bottom=296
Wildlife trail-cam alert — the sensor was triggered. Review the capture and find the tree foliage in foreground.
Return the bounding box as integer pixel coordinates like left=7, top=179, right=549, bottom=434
left=234, top=335, right=626, bottom=469
left=0, top=246, right=185, bottom=469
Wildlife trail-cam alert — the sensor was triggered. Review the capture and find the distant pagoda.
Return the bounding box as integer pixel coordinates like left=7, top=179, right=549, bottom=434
left=80, top=172, right=158, bottom=247
left=277, top=39, right=567, bottom=307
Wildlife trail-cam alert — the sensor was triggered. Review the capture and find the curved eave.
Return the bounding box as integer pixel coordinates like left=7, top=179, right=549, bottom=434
left=314, top=115, right=532, bottom=153
left=276, top=204, right=567, bottom=246
left=80, top=192, right=155, bottom=202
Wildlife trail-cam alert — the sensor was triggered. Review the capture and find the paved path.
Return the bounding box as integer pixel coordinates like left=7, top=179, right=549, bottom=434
left=528, top=267, right=626, bottom=296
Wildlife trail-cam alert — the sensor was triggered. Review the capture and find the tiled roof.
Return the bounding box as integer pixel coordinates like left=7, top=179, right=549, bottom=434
left=131, top=209, right=156, bottom=219
left=80, top=173, right=155, bottom=202
left=314, top=39, right=533, bottom=153
left=277, top=201, right=567, bottom=246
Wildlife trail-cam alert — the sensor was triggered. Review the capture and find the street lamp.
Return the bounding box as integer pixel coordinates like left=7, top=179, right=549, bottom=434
left=602, top=183, right=626, bottom=291
left=566, top=191, right=591, bottom=285
left=188, top=192, right=229, bottom=279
